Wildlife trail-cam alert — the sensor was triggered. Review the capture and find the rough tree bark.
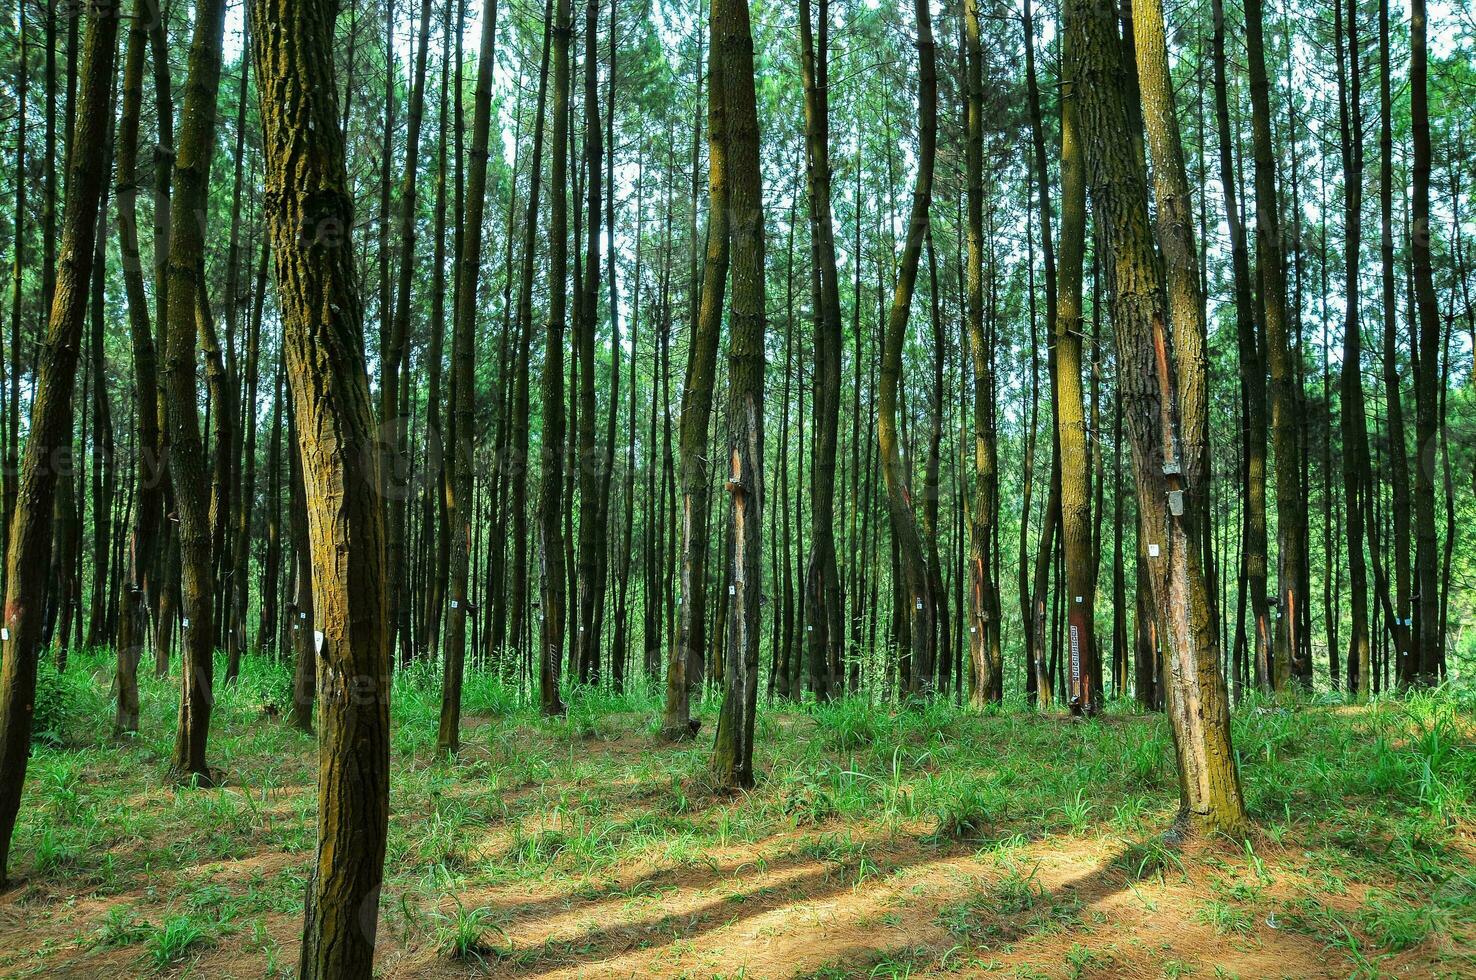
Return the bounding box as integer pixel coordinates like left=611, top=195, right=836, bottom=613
left=0, top=0, right=120, bottom=886
left=249, top=0, right=393, bottom=972
left=710, top=0, right=765, bottom=790
left=162, top=0, right=230, bottom=786
left=1068, top=0, right=1249, bottom=835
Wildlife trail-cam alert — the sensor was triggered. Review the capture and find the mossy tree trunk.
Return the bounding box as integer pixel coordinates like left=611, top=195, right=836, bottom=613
left=0, top=0, right=121, bottom=887
left=1068, top=0, right=1249, bottom=836
left=160, top=0, right=230, bottom=786
left=875, top=0, right=937, bottom=698
left=248, top=0, right=393, bottom=973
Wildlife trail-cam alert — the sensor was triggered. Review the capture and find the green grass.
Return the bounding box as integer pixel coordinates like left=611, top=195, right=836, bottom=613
left=2, top=648, right=1473, bottom=977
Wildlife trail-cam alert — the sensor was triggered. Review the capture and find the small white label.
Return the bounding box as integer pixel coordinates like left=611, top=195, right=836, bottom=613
left=729, top=585, right=736, bottom=595
left=450, top=599, right=459, bottom=609
left=970, top=627, right=977, bottom=634
left=314, top=630, right=325, bottom=652
left=182, top=618, right=191, bottom=629
left=916, top=600, right=923, bottom=611
left=1148, top=544, right=1160, bottom=557
left=579, top=626, right=585, bottom=632
left=0, top=628, right=8, bottom=641
left=807, top=625, right=813, bottom=632
left=1075, top=596, right=1083, bottom=604
left=677, top=596, right=683, bottom=605
left=300, top=611, right=308, bottom=620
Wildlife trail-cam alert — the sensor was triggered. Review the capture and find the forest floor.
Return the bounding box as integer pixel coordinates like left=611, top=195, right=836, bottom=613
left=0, top=654, right=1473, bottom=979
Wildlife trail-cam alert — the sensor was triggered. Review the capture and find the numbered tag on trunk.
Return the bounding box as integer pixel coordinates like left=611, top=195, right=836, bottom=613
left=314, top=630, right=325, bottom=653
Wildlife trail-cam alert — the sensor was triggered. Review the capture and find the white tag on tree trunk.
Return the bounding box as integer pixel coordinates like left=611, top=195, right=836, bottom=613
left=807, top=625, right=813, bottom=632
left=1075, top=596, right=1083, bottom=604
left=450, top=599, right=459, bottom=609
left=916, top=600, right=923, bottom=611
left=300, top=611, right=308, bottom=620
left=729, top=585, right=736, bottom=595
left=580, top=626, right=585, bottom=632
left=1148, top=543, right=1160, bottom=557
left=314, top=630, right=325, bottom=652
left=182, top=618, right=191, bottom=629
left=0, top=628, right=8, bottom=641
left=970, top=626, right=977, bottom=634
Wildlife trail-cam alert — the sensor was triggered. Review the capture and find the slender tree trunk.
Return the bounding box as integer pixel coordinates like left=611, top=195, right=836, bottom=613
left=1408, top=0, right=1441, bottom=685
left=384, top=0, right=436, bottom=666
left=509, top=0, right=554, bottom=674
left=665, top=0, right=728, bottom=738
left=710, top=0, right=765, bottom=789
left=0, top=0, right=120, bottom=887
left=875, top=0, right=937, bottom=698
left=1245, top=0, right=1304, bottom=688
left=162, top=0, right=230, bottom=786
left=539, top=0, right=572, bottom=716
left=1055, top=0, right=1096, bottom=715
left=439, top=0, right=499, bottom=752
left=799, top=0, right=844, bottom=702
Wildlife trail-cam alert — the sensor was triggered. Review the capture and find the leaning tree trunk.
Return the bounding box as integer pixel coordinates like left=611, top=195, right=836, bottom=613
left=664, top=0, right=728, bottom=740
left=1069, top=0, right=1248, bottom=835
left=875, top=0, right=937, bottom=698
left=0, top=0, right=120, bottom=888
left=248, top=0, right=393, bottom=974
left=114, top=0, right=163, bottom=736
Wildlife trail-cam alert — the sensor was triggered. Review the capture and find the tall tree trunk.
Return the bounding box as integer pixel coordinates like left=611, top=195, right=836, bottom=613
left=508, top=0, right=554, bottom=674
left=1055, top=0, right=1096, bottom=715
left=384, top=0, right=436, bottom=666
left=962, top=0, right=1001, bottom=706
left=1407, top=0, right=1441, bottom=685
left=665, top=0, right=728, bottom=739
left=248, top=0, right=392, bottom=972
left=0, top=0, right=120, bottom=887
left=573, top=0, right=605, bottom=685
left=1376, top=0, right=1412, bottom=683
left=876, top=0, right=937, bottom=698
left=114, top=0, right=161, bottom=734
left=799, top=0, right=844, bottom=702
left=1334, top=0, right=1371, bottom=696
left=1069, top=0, right=1247, bottom=834
left=1211, top=0, right=1271, bottom=694
left=439, top=0, right=499, bottom=753
left=1245, top=0, right=1305, bottom=688
left=539, top=0, right=572, bottom=716
left=162, top=0, right=229, bottom=786
left=710, top=0, right=765, bottom=789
